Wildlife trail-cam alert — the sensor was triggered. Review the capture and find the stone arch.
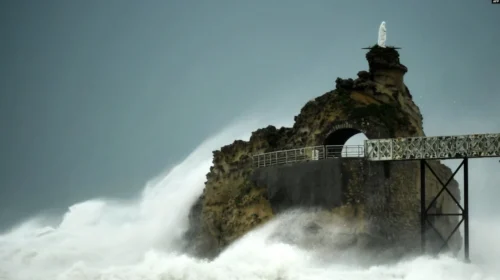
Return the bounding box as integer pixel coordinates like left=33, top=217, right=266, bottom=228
left=323, top=122, right=369, bottom=158
left=324, top=128, right=363, bottom=146
left=323, top=122, right=369, bottom=145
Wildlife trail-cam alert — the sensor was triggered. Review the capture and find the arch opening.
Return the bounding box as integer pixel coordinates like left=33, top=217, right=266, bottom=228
left=324, top=128, right=368, bottom=158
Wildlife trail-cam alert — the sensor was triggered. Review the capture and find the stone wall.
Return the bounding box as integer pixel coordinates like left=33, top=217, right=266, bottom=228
left=251, top=159, right=343, bottom=213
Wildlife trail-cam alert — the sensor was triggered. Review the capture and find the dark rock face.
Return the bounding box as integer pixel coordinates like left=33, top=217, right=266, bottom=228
left=183, top=196, right=219, bottom=259
left=251, top=159, right=344, bottom=213
left=366, top=45, right=408, bottom=75
left=183, top=47, right=461, bottom=258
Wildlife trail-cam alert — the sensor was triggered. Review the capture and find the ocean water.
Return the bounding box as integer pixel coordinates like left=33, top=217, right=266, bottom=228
left=0, top=119, right=498, bottom=280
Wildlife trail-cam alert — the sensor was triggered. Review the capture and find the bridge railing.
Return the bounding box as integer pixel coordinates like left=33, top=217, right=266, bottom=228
left=252, top=145, right=364, bottom=168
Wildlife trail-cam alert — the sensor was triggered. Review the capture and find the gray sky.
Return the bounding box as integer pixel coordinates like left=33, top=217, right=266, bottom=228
left=0, top=0, right=499, bottom=229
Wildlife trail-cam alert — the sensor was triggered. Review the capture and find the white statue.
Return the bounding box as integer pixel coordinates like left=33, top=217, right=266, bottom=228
left=378, top=21, right=387, bottom=48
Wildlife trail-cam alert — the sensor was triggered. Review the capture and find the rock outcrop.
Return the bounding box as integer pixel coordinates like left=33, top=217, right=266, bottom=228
left=184, top=45, right=462, bottom=259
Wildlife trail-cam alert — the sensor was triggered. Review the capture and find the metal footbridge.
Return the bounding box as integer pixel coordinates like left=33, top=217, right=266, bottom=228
left=252, top=133, right=500, bottom=262
left=252, top=144, right=365, bottom=168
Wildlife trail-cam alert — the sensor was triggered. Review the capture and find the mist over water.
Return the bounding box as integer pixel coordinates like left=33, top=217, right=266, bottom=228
left=0, top=119, right=498, bottom=280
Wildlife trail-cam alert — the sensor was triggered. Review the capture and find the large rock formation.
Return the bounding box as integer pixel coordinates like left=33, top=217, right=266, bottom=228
left=184, top=45, right=462, bottom=259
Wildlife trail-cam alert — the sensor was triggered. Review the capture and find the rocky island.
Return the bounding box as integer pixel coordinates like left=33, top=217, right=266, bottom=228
left=184, top=45, right=462, bottom=260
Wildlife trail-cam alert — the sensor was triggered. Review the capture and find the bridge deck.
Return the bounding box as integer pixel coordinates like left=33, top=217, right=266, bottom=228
left=366, top=133, right=500, bottom=161
left=252, top=133, right=500, bottom=167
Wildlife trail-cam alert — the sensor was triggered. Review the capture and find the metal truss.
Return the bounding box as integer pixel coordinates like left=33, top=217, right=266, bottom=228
left=365, top=133, right=500, bottom=161
left=420, top=159, right=469, bottom=262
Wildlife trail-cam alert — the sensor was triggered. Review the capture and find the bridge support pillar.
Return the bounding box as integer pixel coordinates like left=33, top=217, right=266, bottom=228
left=420, top=158, right=470, bottom=262
left=464, top=158, right=470, bottom=263
left=420, top=160, right=426, bottom=254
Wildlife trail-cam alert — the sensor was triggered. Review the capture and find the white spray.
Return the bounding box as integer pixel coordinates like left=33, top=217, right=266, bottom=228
left=0, top=116, right=498, bottom=280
